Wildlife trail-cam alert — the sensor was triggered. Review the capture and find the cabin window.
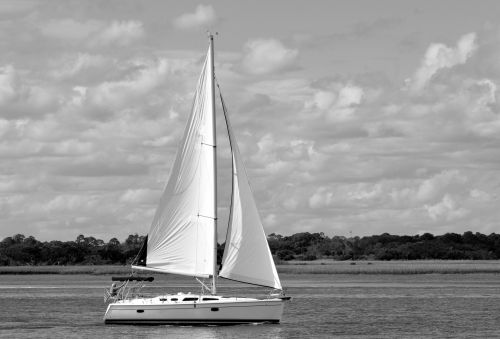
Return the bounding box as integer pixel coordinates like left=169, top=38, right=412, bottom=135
left=136, top=310, right=144, bottom=313
left=170, top=298, right=178, bottom=301
left=211, top=307, right=219, bottom=312
left=202, top=297, right=219, bottom=301
left=182, top=297, right=199, bottom=301
left=159, top=298, right=167, bottom=301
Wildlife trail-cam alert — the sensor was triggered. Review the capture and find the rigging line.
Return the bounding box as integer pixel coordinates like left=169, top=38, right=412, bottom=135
left=131, top=235, right=148, bottom=267
left=218, top=275, right=281, bottom=290
left=215, top=80, right=235, bottom=266
left=216, top=79, right=264, bottom=213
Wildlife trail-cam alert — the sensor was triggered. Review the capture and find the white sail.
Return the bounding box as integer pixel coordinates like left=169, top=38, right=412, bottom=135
left=219, top=97, right=282, bottom=290
left=133, top=46, right=216, bottom=278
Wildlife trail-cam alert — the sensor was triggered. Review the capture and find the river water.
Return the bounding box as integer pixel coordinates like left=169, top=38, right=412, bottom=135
left=0, top=273, right=499, bottom=338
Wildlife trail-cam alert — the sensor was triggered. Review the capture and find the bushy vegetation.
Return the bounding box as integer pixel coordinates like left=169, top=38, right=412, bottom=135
left=268, top=231, right=500, bottom=261
left=0, top=233, right=145, bottom=266
left=1, top=231, right=500, bottom=266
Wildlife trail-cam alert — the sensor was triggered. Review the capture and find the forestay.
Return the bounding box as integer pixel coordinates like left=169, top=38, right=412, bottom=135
left=132, top=47, right=216, bottom=278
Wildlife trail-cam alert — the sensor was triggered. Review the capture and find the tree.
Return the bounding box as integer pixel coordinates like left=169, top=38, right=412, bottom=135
left=108, top=238, right=120, bottom=246
left=12, top=234, right=25, bottom=244
left=76, top=234, right=85, bottom=244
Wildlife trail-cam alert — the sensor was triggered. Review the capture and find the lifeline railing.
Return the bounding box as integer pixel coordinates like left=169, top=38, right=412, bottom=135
left=104, top=276, right=154, bottom=303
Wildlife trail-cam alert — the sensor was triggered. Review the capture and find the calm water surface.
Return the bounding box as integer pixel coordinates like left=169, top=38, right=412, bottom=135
left=1, top=273, right=499, bottom=338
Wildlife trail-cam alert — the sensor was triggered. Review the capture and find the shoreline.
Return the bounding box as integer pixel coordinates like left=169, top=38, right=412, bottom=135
left=1, top=260, right=500, bottom=275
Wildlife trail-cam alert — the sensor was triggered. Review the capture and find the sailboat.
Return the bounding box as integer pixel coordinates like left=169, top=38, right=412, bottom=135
left=103, top=34, right=289, bottom=325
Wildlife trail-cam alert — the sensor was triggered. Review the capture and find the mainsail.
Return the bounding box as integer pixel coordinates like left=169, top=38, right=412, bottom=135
left=132, top=46, right=216, bottom=278
left=218, top=92, right=282, bottom=290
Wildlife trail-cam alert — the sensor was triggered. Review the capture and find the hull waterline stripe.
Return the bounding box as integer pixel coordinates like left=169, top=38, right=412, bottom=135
left=104, top=318, right=280, bottom=325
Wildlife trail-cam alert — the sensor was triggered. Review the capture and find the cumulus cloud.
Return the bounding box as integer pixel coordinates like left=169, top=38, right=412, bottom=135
left=312, top=91, right=336, bottom=110
left=263, top=213, right=278, bottom=226
left=407, top=32, right=477, bottom=91
left=50, top=53, right=108, bottom=79
left=469, top=189, right=492, bottom=202
left=41, top=18, right=102, bottom=40
left=307, top=83, right=364, bottom=122
left=46, top=194, right=99, bottom=212
left=0, top=64, right=58, bottom=116
left=120, top=189, right=158, bottom=204
left=425, top=194, right=469, bottom=221
left=85, top=58, right=174, bottom=110
left=41, top=19, right=145, bottom=47
left=337, top=85, right=364, bottom=107
left=0, top=65, right=16, bottom=104
left=92, top=20, right=144, bottom=46
left=172, top=4, right=217, bottom=30
left=233, top=27, right=500, bottom=235
left=309, top=182, right=386, bottom=210
left=143, top=135, right=176, bottom=147
left=0, top=1, right=37, bottom=13
left=3, top=5, right=500, bottom=241
left=309, top=186, right=333, bottom=209
left=242, top=39, right=299, bottom=75
left=56, top=160, right=148, bottom=177
left=474, top=79, right=498, bottom=113
left=416, top=170, right=467, bottom=202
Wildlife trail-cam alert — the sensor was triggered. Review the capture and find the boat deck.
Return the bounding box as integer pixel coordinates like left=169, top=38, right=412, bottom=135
left=113, top=292, right=278, bottom=305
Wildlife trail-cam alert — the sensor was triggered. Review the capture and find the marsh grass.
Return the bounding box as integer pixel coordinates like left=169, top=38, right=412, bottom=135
left=0, top=265, right=131, bottom=275
left=1, top=260, right=500, bottom=275
left=277, top=260, right=500, bottom=274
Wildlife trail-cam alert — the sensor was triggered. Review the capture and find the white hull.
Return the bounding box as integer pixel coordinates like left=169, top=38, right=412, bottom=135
left=104, top=294, right=287, bottom=325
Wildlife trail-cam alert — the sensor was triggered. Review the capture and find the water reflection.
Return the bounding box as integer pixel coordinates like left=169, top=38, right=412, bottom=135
left=116, top=325, right=285, bottom=339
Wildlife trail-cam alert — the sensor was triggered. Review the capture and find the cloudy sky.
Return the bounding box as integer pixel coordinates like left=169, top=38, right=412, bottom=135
left=1, top=0, right=500, bottom=242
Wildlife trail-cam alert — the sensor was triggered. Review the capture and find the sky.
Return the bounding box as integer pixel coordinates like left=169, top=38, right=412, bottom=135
left=1, top=0, right=500, bottom=242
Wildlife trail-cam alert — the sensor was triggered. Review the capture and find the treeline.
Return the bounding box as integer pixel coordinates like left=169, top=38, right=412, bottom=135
left=1, top=231, right=500, bottom=266
left=0, top=234, right=145, bottom=266
left=268, top=232, right=500, bottom=261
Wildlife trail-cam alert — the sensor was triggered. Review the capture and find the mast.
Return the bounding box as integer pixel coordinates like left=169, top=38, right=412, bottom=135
left=209, top=33, right=217, bottom=295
